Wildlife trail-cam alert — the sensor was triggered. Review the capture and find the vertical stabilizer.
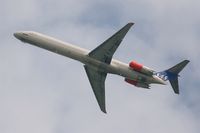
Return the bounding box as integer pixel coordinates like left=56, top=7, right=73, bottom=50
left=156, top=60, right=189, bottom=94
left=167, top=60, right=189, bottom=94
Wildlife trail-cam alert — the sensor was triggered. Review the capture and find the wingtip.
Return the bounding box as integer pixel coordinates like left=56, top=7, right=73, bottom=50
left=185, top=60, right=190, bottom=63
left=174, top=91, right=180, bottom=95
left=101, top=109, right=107, bottom=114
left=100, top=107, right=107, bottom=114
left=128, top=22, right=134, bottom=26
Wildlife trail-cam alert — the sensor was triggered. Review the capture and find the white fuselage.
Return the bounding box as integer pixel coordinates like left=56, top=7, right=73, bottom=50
left=14, top=31, right=165, bottom=85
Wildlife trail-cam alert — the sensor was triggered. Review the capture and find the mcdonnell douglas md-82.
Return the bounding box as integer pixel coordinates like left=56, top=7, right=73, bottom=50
left=14, top=23, right=189, bottom=113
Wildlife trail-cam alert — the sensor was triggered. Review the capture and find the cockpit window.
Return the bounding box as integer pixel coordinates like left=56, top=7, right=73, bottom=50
left=22, top=33, right=29, bottom=36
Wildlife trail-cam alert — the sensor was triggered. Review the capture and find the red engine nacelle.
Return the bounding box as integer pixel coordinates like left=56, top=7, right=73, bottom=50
left=125, top=78, right=149, bottom=89
left=129, top=61, right=154, bottom=76
left=125, top=78, right=138, bottom=85
left=129, top=61, right=143, bottom=72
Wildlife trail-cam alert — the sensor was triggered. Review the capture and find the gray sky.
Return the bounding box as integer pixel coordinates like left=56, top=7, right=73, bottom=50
left=0, top=0, right=200, bottom=133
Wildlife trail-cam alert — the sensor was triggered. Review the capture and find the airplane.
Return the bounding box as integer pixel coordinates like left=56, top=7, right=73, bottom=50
left=14, top=22, right=189, bottom=113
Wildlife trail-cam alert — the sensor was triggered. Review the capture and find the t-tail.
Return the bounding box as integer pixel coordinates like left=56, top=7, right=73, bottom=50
left=156, top=60, right=190, bottom=94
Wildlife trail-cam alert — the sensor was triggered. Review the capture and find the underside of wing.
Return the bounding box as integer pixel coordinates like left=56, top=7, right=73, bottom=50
left=89, top=22, right=134, bottom=64
left=84, top=23, right=134, bottom=113
left=84, top=65, right=107, bottom=113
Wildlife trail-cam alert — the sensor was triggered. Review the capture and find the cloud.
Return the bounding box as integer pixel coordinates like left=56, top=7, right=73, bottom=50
left=0, top=0, right=199, bottom=133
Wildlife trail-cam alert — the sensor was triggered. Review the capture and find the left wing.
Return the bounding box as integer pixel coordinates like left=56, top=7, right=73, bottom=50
left=84, top=65, right=107, bottom=113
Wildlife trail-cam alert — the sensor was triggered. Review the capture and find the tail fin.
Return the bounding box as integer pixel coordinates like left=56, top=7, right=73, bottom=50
left=156, top=60, right=189, bottom=94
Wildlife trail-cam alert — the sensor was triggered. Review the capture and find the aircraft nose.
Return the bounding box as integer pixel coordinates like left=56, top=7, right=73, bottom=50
left=13, top=32, right=22, bottom=39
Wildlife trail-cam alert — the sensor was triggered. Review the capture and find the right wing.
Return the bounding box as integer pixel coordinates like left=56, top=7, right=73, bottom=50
left=89, top=23, right=134, bottom=64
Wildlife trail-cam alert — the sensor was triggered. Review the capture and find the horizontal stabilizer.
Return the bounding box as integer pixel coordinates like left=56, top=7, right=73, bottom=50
left=167, top=60, right=190, bottom=74
left=169, top=77, right=179, bottom=94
